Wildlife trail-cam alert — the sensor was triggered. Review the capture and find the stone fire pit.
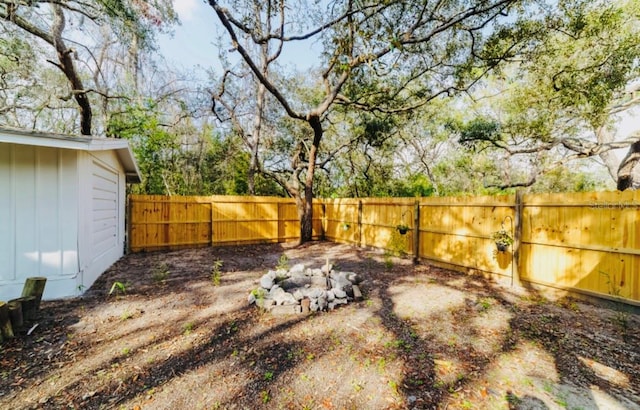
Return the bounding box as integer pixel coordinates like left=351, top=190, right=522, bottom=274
left=247, top=263, right=363, bottom=315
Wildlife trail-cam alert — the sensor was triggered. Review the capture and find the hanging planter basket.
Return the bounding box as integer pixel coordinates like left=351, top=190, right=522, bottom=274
left=491, top=229, right=513, bottom=252
left=396, top=224, right=410, bottom=235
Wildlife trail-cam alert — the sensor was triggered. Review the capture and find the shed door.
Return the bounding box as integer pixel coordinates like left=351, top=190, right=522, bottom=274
left=91, top=160, right=119, bottom=261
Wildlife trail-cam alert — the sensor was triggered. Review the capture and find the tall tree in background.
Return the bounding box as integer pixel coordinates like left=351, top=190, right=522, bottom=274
left=451, top=0, right=640, bottom=189
left=208, top=0, right=544, bottom=242
left=0, top=0, right=177, bottom=135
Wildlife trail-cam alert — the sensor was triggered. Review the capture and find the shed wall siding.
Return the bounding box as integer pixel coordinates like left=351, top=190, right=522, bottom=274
left=77, top=150, right=126, bottom=292
left=0, top=143, right=80, bottom=300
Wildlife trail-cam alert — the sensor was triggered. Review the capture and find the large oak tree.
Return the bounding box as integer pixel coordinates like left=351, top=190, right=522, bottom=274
left=208, top=0, right=543, bottom=242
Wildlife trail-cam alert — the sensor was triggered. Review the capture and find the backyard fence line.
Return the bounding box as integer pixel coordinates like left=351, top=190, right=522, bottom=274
left=128, top=191, right=640, bottom=306
left=128, top=195, right=323, bottom=251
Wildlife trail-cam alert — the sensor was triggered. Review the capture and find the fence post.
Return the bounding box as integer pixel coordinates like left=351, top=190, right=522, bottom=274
left=210, top=198, right=215, bottom=246
left=513, top=190, right=523, bottom=286
left=277, top=202, right=283, bottom=242
left=413, top=200, right=420, bottom=264
left=357, top=200, right=363, bottom=247
left=321, top=202, right=326, bottom=240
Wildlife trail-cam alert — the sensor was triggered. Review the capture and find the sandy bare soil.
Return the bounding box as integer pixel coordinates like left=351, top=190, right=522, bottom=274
left=1, top=241, right=639, bottom=409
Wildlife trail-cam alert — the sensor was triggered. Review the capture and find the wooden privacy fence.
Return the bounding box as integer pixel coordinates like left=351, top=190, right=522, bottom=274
left=128, top=191, right=640, bottom=306
left=325, top=191, right=640, bottom=306
left=128, top=195, right=323, bottom=251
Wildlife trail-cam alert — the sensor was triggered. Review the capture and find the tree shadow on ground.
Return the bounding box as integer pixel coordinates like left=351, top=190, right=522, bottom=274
left=2, top=242, right=639, bottom=409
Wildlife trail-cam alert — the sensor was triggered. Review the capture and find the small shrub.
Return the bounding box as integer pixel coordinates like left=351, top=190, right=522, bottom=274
left=383, top=253, right=394, bottom=270
left=477, top=297, right=493, bottom=312
left=183, top=322, right=195, bottom=335
left=276, top=254, right=289, bottom=271
left=211, top=259, right=223, bottom=286
left=600, top=270, right=631, bottom=334
left=109, top=281, right=127, bottom=296
left=261, top=390, right=270, bottom=404
left=151, top=262, right=170, bottom=283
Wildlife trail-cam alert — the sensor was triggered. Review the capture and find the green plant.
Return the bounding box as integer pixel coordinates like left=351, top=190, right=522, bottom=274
left=383, top=253, right=394, bottom=270
left=109, top=281, right=127, bottom=296
left=211, top=259, right=223, bottom=286
left=396, top=223, right=410, bottom=235
left=276, top=254, right=289, bottom=270
left=387, top=230, right=408, bottom=256
left=477, top=297, right=493, bottom=312
left=388, top=379, right=400, bottom=395
left=260, top=390, right=270, bottom=404
left=491, top=229, right=514, bottom=251
left=263, top=370, right=274, bottom=381
left=600, top=270, right=631, bottom=333
left=351, top=380, right=364, bottom=392
left=120, top=310, right=133, bottom=320
left=183, top=322, right=195, bottom=335
left=151, top=262, right=170, bottom=283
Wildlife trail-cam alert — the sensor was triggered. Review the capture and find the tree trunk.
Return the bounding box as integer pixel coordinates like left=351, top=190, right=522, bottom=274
left=596, top=126, right=622, bottom=183
left=248, top=81, right=267, bottom=195
left=617, top=140, right=640, bottom=190
left=51, top=5, right=92, bottom=135
left=300, top=116, right=323, bottom=243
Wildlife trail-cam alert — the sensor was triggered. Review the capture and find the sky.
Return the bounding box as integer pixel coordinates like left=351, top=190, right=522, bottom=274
left=158, top=0, right=220, bottom=71
left=158, top=0, right=321, bottom=74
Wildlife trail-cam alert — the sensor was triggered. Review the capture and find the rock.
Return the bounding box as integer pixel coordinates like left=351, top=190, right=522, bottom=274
left=256, top=298, right=275, bottom=309
left=346, top=272, right=361, bottom=284
left=308, top=288, right=325, bottom=299
left=310, top=276, right=329, bottom=289
left=292, top=289, right=305, bottom=301
left=249, top=264, right=359, bottom=315
left=280, top=276, right=312, bottom=291
left=289, top=263, right=306, bottom=274
left=269, top=286, right=296, bottom=305
left=333, top=288, right=347, bottom=299
left=333, top=276, right=353, bottom=297
left=329, top=298, right=348, bottom=309
left=317, top=296, right=328, bottom=311
left=269, top=286, right=284, bottom=296
left=260, top=275, right=275, bottom=290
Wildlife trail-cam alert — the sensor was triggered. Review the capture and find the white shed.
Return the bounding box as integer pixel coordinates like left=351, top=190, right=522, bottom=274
left=0, top=127, right=140, bottom=300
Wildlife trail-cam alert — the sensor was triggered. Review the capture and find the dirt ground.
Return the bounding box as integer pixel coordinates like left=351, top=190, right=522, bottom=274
left=1, top=241, right=639, bottom=410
